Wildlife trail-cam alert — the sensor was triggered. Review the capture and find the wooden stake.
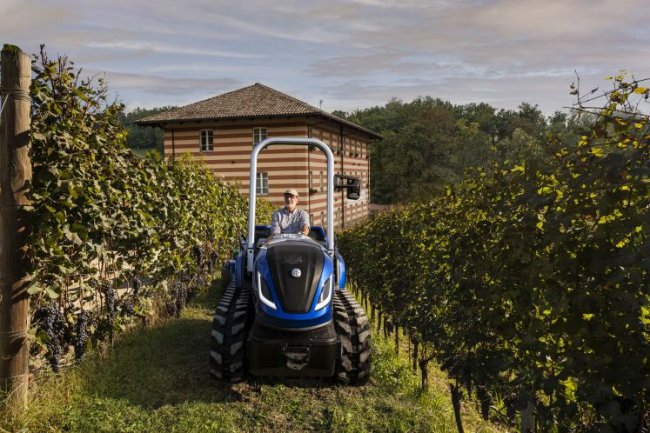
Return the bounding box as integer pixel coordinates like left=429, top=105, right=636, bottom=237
left=0, top=44, right=32, bottom=410
left=450, top=380, right=465, bottom=433
left=521, top=400, right=535, bottom=433
left=394, top=324, right=399, bottom=354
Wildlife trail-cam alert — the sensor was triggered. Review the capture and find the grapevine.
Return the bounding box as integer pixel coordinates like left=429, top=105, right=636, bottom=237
left=25, top=46, right=276, bottom=370
left=339, top=76, right=649, bottom=431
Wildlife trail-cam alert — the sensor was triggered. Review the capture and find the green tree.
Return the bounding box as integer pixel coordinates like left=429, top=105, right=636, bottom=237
left=118, top=106, right=176, bottom=152
left=346, top=97, right=568, bottom=204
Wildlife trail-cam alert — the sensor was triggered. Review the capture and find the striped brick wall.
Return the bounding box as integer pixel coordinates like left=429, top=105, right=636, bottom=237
left=162, top=119, right=370, bottom=230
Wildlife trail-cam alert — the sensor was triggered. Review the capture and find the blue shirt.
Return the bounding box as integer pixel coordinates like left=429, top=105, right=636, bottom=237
left=270, top=207, right=310, bottom=235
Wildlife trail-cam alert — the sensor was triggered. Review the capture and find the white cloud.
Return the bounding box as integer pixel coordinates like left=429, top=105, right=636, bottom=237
left=85, top=41, right=266, bottom=59
left=88, top=70, right=240, bottom=94
left=0, top=0, right=648, bottom=115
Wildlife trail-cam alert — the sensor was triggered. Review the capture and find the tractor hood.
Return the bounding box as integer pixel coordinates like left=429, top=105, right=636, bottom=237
left=265, top=238, right=325, bottom=314
left=253, top=235, right=335, bottom=329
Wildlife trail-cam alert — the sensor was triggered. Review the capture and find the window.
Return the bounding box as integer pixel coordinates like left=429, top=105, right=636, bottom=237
left=200, top=130, right=213, bottom=152
left=253, top=127, right=267, bottom=145
left=256, top=172, right=269, bottom=195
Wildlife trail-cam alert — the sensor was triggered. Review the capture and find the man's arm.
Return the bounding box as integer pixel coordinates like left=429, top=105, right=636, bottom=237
left=299, top=210, right=310, bottom=235
left=270, top=210, right=281, bottom=236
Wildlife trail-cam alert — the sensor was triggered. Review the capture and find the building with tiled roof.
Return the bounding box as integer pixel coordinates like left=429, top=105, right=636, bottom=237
left=136, top=83, right=382, bottom=229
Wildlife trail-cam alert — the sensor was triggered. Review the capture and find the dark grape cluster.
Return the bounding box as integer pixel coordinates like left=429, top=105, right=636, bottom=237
left=165, top=299, right=177, bottom=317
left=192, top=245, right=203, bottom=268
left=165, top=281, right=189, bottom=318
left=74, top=310, right=92, bottom=361
left=207, top=250, right=218, bottom=272
left=35, top=305, right=65, bottom=372
left=100, top=281, right=117, bottom=342
left=187, top=274, right=206, bottom=302
left=174, top=281, right=188, bottom=318
left=120, top=299, right=135, bottom=316
left=132, top=276, right=142, bottom=298
left=100, top=281, right=116, bottom=321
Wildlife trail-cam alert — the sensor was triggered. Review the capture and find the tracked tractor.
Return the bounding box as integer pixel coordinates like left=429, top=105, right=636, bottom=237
left=209, top=137, right=371, bottom=384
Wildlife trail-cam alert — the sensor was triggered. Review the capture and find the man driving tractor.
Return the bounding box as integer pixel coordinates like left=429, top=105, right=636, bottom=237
left=270, top=188, right=310, bottom=236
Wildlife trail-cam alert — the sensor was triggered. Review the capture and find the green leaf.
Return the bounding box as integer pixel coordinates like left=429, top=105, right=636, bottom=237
left=46, top=287, right=60, bottom=300
left=26, top=282, right=43, bottom=295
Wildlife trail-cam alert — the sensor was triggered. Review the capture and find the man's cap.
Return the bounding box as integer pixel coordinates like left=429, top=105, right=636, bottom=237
left=284, top=188, right=299, bottom=197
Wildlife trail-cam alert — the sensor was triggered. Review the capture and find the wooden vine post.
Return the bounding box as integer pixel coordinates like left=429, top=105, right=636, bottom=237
left=0, top=44, right=32, bottom=410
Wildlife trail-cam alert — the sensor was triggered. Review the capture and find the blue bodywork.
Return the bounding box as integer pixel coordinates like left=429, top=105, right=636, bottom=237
left=234, top=225, right=347, bottom=330
left=255, top=245, right=333, bottom=328
left=302, top=225, right=347, bottom=290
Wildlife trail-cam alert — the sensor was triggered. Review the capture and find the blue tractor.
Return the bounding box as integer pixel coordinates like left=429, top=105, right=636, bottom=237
left=209, top=137, right=371, bottom=384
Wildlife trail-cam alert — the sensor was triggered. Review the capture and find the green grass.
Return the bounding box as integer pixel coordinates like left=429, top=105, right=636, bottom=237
left=1, top=282, right=505, bottom=433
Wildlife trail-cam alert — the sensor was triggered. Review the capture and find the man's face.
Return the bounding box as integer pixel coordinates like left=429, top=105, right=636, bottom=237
left=284, top=193, right=298, bottom=211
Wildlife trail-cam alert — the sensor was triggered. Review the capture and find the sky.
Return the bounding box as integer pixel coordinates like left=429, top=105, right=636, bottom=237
left=2, top=0, right=649, bottom=116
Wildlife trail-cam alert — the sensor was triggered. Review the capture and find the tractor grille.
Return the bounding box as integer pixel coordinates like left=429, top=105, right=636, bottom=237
left=266, top=241, right=324, bottom=313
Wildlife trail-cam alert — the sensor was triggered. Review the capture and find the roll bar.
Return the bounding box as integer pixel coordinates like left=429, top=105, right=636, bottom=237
left=247, top=138, right=335, bottom=272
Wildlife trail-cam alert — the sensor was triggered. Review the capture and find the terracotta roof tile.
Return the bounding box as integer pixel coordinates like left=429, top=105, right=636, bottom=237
left=136, top=83, right=382, bottom=140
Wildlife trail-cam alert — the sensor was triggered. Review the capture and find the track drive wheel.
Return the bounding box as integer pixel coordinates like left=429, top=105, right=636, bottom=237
left=209, top=283, right=251, bottom=382
left=333, top=289, right=371, bottom=385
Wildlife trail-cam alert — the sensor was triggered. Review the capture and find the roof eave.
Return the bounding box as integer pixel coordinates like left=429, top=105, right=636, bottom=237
left=307, top=112, right=384, bottom=141
left=136, top=112, right=384, bottom=140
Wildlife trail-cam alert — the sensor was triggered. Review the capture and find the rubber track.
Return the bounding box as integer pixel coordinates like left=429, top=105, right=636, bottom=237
left=209, top=283, right=250, bottom=382
left=333, top=289, right=371, bottom=385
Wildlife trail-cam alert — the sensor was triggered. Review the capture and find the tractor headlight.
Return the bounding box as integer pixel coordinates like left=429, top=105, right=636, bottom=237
left=315, top=276, right=333, bottom=311
left=256, top=271, right=276, bottom=309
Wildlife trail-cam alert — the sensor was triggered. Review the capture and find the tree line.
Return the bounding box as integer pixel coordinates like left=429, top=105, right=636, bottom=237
left=123, top=87, right=583, bottom=204
left=118, top=106, right=173, bottom=152
left=333, top=98, right=597, bottom=204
